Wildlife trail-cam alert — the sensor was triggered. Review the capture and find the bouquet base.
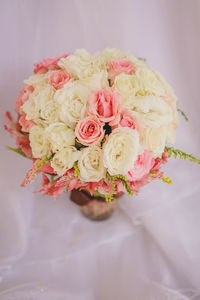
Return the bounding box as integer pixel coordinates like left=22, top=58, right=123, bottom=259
left=70, top=190, right=123, bottom=221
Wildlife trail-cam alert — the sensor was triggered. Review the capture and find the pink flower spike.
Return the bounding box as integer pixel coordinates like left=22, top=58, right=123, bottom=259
left=68, top=178, right=79, bottom=191
left=127, top=150, right=154, bottom=182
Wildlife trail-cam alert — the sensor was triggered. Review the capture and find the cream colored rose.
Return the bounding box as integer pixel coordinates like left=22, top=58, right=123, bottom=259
left=141, top=126, right=167, bottom=158
left=78, top=145, right=106, bottom=182
left=24, top=73, right=49, bottom=87
left=126, top=96, right=173, bottom=128
left=54, top=82, right=89, bottom=129
left=29, top=125, right=51, bottom=158
left=22, top=85, right=55, bottom=123
left=114, top=73, right=137, bottom=102
left=58, top=49, right=98, bottom=79
left=79, top=71, right=109, bottom=92
left=134, top=67, right=166, bottom=97
left=101, top=48, right=126, bottom=64
left=51, top=147, right=80, bottom=176
left=103, top=127, right=140, bottom=176
left=46, top=122, right=75, bottom=152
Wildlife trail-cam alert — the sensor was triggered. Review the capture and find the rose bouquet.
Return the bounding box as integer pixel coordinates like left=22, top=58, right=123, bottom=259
left=5, top=49, right=200, bottom=219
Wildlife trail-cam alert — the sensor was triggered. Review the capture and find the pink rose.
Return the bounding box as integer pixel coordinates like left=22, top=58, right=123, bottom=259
left=75, top=116, right=104, bottom=146
left=108, top=58, right=135, bottom=85
left=48, top=70, right=72, bottom=90
left=88, top=88, right=121, bottom=125
left=18, top=113, right=35, bottom=132
left=33, top=53, right=70, bottom=74
left=127, top=150, right=154, bottom=182
left=119, top=109, right=140, bottom=132
left=15, top=85, right=34, bottom=113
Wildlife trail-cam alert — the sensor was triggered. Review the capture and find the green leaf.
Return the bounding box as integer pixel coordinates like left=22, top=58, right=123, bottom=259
left=75, top=140, right=87, bottom=150
left=7, top=146, right=27, bottom=158
left=177, top=108, right=189, bottom=121
left=73, top=161, right=80, bottom=179
left=165, top=146, right=200, bottom=165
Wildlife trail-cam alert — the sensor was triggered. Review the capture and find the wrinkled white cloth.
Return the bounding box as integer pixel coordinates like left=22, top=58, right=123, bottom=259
left=0, top=0, right=200, bottom=299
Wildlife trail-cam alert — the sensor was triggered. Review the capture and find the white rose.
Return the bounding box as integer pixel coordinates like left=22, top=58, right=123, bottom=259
left=24, top=73, right=49, bottom=87
left=79, top=70, right=109, bottom=92
left=101, top=48, right=126, bottom=64
left=134, top=67, right=166, bottom=97
left=127, top=55, right=148, bottom=69
left=103, top=127, right=140, bottom=176
left=114, top=73, right=137, bottom=102
left=51, top=147, right=80, bottom=176
left=54, top=82, right=89, bottom=129
left=78, top=145, right=106, bottom=182
left=58, top=49, right=98, bottom=79
left=29, top=125, right=51, bottom=158
left=141, top=126, right=167, bottom=158
left=22, top=85, right=55, bottom=123
left=126, top=96, right=173, bottom=127
left=46, top=123, right=75, bottom=152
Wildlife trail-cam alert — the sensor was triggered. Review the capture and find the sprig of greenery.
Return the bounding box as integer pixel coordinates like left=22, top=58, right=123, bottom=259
left=177, top=108, right=189, bottom=121
left=165, top=146, right=200, bottom=165
left=112, top=174, right=133, bottom=196
left=7, top=146, right=27, bottom=158
left=75, top=140, right=87, bottom=150
left=35, top=155, right=53, bottom=170
left=93, top=190, right=106, bottom=199
left=161, top=176, right=173, bottom=184
left=73, top=161, right=80, bottom=179
left=105, top=173, right=115, bottom=202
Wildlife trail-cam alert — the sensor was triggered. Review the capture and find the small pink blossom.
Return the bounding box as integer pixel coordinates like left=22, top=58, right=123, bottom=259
left=5, top=111, right=32, bottom=158
left=16, top=135, right=32, bottom=158
left=48, top=70, right=72, bottom=90
left=19, top=113, right=35, bottom=132
left=128, top=174, right=149, bottom=194
left=36, top=174, right=67, bottom=198
left=75, top=116, right=104, bottom=146
left=33, top=53, right=70, bottom=74
left=88, top=88, right=121, bottom=126
left=127, top=150, right=154, bottom=182
left=15, top=85, right=34, bottom=113
left=151, top=152, right=168, bottom=172
left=108, top=58, right=135, bottom=85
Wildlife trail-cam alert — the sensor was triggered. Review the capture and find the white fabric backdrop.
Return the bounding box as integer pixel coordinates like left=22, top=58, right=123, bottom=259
left=0, top=0, right=200, bottom=299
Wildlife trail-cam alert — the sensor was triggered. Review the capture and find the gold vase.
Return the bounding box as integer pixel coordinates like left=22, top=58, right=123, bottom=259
left=70, top=189, right=123, bottom=221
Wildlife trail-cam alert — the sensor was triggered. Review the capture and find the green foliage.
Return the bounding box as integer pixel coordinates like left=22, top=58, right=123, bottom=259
left=165, top=146, right=200, bottom=165
left=7, top=146, right=27, bottom=158
left=105, top=173, right=115, bottom=202
left=74, top=161, right=80, bottom=179
left=112, top=174, right=133, bottom=196
left=161, top=176, right=173, bottom=184
left=75, top=140, right=87, bottom=150
left=35, top=155, right=53, bottom=170
left=177, top=108, right=189, bottom=121
left=93, top=190, right=106, bottom=199
left=104, top=173, right=133, bottom=202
